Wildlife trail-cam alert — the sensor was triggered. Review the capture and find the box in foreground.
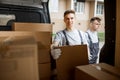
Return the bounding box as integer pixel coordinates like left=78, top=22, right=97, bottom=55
left=75, top=63, right=120, bottom=80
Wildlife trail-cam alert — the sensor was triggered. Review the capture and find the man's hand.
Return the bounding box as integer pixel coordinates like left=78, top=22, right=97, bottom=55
left=51, top=48, right=61, bottom=60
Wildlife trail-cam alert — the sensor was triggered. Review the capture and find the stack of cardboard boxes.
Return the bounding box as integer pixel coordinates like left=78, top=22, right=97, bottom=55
left=1, top=22, right=119, bottom=80
left=12, top=22, right=52, bottom=80
left=0, top=32, right=39, bottom=80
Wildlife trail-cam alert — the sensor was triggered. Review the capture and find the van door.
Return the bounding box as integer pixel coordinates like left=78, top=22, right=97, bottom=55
left=0, top=0, right=50, bottom=30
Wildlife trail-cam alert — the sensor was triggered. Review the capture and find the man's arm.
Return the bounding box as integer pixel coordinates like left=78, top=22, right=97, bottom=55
left=51, top=41, right=62, bottom=60
left=51, top=41, right=59, bottom=49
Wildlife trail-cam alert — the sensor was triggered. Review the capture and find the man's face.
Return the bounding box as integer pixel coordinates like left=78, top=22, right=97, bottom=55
left=91, top=20, right=101, bottom=31
left=64, top=13, right=75, bottom=29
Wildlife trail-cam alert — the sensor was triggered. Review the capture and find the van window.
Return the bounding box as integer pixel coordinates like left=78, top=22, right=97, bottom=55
left=0, top=0, right=50, bottom=30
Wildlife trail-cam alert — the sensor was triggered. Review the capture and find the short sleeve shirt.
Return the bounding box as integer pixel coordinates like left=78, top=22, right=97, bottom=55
left=86, top=29, right=99, bottom=43
left=53, top=29, right=88, bottom=46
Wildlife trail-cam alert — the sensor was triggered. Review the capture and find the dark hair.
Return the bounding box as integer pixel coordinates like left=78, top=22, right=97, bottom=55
left=90, top=17, right=101, bottom=23
left=64, top=9, right=75, bottom=17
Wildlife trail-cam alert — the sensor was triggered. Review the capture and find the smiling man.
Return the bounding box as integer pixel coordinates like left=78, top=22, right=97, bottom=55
left=51, top=9, right=89, bottom=59
left=50, top=10, right=90, bottom=80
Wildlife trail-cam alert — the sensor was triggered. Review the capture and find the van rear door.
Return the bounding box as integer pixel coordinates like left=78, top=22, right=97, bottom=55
left=0, top=0, right=50, bottom=30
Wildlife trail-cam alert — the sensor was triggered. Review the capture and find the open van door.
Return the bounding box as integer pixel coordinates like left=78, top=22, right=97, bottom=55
left=0, top=0, right=50, bottom=30
left=99, top=0, right=116, bottom=66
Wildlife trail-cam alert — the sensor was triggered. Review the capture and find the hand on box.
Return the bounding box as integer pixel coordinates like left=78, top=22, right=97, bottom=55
left=51, top=48, right=61, bottom=60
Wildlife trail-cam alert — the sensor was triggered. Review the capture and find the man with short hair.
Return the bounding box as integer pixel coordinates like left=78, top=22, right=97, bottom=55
left=50, top=10, right=90, bottom=80
left=86, top=17, right=101, bottom=64
left=51, top=9, right=89, bottom=59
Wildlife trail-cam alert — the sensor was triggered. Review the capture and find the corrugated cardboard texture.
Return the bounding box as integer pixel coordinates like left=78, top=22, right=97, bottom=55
left=12, top=22, right=52, bottom=32
left=0, top=35, right=39, bottom=80
left=56, top=45, right=89, bottom=80
left=75, top=63, right=120, bottom=80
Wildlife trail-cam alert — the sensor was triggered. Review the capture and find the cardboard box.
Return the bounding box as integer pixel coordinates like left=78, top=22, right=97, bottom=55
left=38, top=48, right=51, bottom=63
left=75, top=63, right=120, bottom=80
left=0, top=31, right=34, bottom=37
left=40, top=77, right=50, bottom=80
left=12, top=23, right=53, bottom=80
left=34, top=32, right=52, bottom=48
left=12, top=23, right=52, bottom=63
left=28, top=32, right=51, bottom=63
left=0, top=35, right=39, bottom=80
left=12, top=22, right=52, bottom=46
left=56, top=45, right=89, bottom=80
left=39, top=63, right=51, bottom=80
left=12, top=22, right=52, bottom=32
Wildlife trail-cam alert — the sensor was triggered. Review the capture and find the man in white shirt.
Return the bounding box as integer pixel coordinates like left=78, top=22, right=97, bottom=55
left=51, top=9, right=89, bottom=59
left=50, top=9, right=90, bottom=80
left=86, top=17, right=101, bottom=64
